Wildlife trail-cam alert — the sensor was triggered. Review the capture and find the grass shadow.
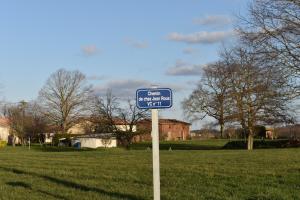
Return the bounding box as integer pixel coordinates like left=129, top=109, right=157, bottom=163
left=1, top=166, right=144, bottom=200
left=36, top=189, right=70, bottom=200
left=31, top=146, right=95, bottom=152
left=6, top=181, right=32, bottom=189
left=6, top=181, right=69, bottom=200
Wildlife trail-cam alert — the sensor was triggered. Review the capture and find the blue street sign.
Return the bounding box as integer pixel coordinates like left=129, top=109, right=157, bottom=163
left=136, top=88, right=173, bottom=109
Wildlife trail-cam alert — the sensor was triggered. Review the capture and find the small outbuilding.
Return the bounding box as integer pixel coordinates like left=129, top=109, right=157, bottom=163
left=74, top=133, right=117, bottom=149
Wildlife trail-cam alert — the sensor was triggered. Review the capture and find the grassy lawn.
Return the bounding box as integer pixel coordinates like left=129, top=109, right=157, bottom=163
left=130, top=139, right=230, bottom=150
left=0, top=145, right=299, bottom=200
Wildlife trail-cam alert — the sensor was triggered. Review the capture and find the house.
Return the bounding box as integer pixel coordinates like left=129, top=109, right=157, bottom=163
left=0, top=117, right=24, bottom=145
left=73, top=133, right=117, bottom=148
left=135, top=119, right=191, bottom=142
left=113, top=118, right=137, bottom=132
left=0, top=118, right=10, bottom=142
left=265, top=127, right=276, bottom=139
left=44, top=133, right=55, bottom=144
left=67, top=118, right=137, bottom=135
left=275, top=124, right=300, bottom=139
left=68, top=120, right=92, bottom=135
left=190, top=129, right=219, bottom=139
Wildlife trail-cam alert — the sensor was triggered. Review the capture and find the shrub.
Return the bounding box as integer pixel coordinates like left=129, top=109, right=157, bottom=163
left=0, top=141, right=7, bottom=148
left=254, top=125, right=266, bottom=138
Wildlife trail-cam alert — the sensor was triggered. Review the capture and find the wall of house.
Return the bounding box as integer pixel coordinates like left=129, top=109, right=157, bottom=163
left=68, top=122, right=137, bottom=135
left=68, top=123, right=86, bottom=135
left=78, top=138, right=117, bottom=148
left=135, top=120, right=190, bottom=142
left=0, top=126, right=10, bottom=142
left=160, top=122, right=190, bottom=141
left=116, top=125, right=137, bottom=132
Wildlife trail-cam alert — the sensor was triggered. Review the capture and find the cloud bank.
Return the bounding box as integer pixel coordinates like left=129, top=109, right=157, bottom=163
left=166, top=60, right=204, bottom=76
left=183, top=47, right=199, bottom=55
left=81, top=45, right=99, bottom=56
left=94, top=79, right=185, bottom=98
left=167, top=30, right=235, bottom=44
left=193, top=15, right=233, bottom=26
left=125, top=38, right=149, bottom=49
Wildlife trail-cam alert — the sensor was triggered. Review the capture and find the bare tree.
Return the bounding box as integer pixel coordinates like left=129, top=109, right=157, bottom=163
left=90, top=90, right=150, bottom=148
left=116, top=99, right=150, bottom=148
left=25, top=102, right=49, bottom=143
left=239, top=0, right=300, bottom=95
left=182, top=62, right=232, bottom=138
left=4, top=101, right=31, bottom=146
left=38, top=69, right=92, bottom=134
left=223, top=46, right=293, bottom=150
left=89, top=90, right=120, bottom=133
left=3, top=101, right=49, bottom=146
left=184, top=43, right=294, bottom=150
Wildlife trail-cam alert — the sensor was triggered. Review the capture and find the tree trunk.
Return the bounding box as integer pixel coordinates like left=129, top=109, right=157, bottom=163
left=12, top=135, right=16, bottom=147
left=220, top=124, right=224, bottom=139
left=63, top=122, right=67, bottom=134
left=247, top=130, right=254, bottom=150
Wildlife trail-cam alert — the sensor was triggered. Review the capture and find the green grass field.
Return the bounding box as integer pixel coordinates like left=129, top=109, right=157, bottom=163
left=0, top=142, right=299, bottom=200
left=130, top=139, right=229, bottom=150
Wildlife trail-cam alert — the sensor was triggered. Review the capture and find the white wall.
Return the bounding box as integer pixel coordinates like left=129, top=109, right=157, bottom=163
left=0, top=127, right=9, bottom=142
left=78, top=138, right=117, bottom=148
left=116, top=125, right=137, bottom=132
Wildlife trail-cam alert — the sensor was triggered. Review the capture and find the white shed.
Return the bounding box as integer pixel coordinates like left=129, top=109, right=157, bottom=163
left=74, top=134, right=117, bottom=148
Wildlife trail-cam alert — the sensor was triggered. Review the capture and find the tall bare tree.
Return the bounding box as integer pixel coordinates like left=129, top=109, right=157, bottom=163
left=25, top=102, right=49, bottom=143
left=223, top=46, right=293, bottom=150
left=38, top=69, right=92, bottom=134
left=89, top=90, right=120, bottom=133
left=90, top=91, right=149, bottom=148
left=184, top=43, right=294, bottom=149
left=4, top=101, right=27, bottom=146
left=239, top=0, right=300, bottom=95
left=116, top=99, right=150, bottom=148
left=3, top=101, right=49, bottom=145
left=182, top=62, right=232, bottom=138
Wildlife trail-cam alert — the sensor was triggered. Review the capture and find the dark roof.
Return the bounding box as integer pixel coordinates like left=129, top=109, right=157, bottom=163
left=75, top=133, right=116, bottom=139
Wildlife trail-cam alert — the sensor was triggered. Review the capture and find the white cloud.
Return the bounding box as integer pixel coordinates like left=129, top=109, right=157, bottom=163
left=88, top=75, right=106, bottom=81
left=81, top=45, right=99, bottom=56
left=193, top=15, right=233, bottom=26
left=167, top=30, right=235, bottom=44
left=94, top=79, right=151, bottom=97
left=94, top=79, right=185, bottom=98
left=125, top=38, right=149, bottom=49
left=166, top=60, right=204, bottom=76
left=183, top=47, right=199, bottom=55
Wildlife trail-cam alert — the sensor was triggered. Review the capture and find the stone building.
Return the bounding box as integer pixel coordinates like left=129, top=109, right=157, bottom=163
left=135, top=119, right=191, bottom=142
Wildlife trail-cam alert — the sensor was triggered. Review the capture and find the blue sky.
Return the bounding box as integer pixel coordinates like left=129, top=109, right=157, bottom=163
left=0, top=0, right=250, bottom=128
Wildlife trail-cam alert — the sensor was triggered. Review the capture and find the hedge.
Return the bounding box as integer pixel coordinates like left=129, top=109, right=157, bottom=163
left=223, top=139, right=300, bottom=149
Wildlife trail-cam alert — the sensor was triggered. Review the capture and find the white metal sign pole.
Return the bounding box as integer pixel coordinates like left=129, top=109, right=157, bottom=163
left=152, top=108, right=160, bottom=200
